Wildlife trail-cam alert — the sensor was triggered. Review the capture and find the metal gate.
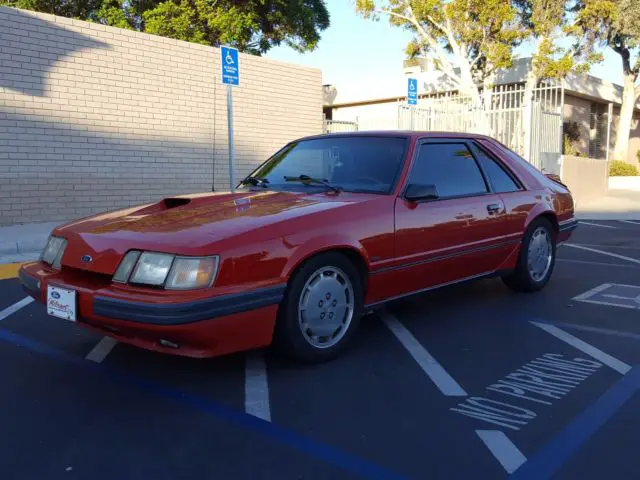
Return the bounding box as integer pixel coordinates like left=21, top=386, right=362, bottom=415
left=323, top=83, right=564, bottom=172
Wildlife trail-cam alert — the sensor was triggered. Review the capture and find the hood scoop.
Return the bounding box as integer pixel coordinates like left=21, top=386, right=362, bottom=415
left=163, top=197, right=191, bottom=209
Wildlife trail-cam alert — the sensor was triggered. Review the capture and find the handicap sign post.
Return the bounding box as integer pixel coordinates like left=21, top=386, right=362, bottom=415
left=221, top=46, right=239, bottom=190
left=407, top=78, right=418, bottom=106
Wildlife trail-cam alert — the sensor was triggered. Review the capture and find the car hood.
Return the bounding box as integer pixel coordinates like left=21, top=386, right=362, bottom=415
left=55, top=190, right=357, bottom=274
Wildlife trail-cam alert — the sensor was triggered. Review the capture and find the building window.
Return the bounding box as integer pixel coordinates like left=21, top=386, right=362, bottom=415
left=589, top=102, right=607, bottom=159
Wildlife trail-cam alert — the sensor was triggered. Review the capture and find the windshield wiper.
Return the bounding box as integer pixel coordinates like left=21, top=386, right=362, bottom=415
left=283, top=174, right=342, bottom=193
left=240, top=176, right=269, bottom=187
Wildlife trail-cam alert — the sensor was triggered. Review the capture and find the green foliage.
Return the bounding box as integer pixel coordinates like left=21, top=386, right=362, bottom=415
left=609, top=160, right=639, bottom=176
left=0, top=0, right=100, bottom=18
left=562, top=121, right=582, bottom=156
left=637, top=150, right=640, bottom=163
left=142, top=0, right=207, bottom=44
left=0, top=0, right=330, bottom=53
left=92, top=0, right=133, bottom=29
left=512, top=0, right=604, bottom=82
left=574, top=0, right=640, bottom=75
left=355, top=0, right=527, bottom=89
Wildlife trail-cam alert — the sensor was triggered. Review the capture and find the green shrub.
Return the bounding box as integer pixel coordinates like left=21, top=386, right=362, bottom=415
left=563, top=121, right=582, bottom=157
left=609, top=160, right=639, bottom=176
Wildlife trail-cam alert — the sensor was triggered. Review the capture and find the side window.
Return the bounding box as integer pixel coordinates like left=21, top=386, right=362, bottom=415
left=409, top=143, right=488, bottom=198
left=471, top=144, right=521, bottom=193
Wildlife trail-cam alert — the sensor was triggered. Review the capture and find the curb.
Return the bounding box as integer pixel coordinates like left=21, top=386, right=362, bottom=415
left=0, top=239, right=47, bottom=256
left=0, top=252, right=40, bottom=265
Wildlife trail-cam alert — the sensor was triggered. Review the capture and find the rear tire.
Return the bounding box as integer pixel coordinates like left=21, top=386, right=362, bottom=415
left=273, top=252, right=364, bottom=363
left=502, top=217, right=556, bottom=292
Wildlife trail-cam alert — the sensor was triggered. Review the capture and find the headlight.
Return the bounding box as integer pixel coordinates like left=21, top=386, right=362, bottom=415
left=112, top=251, right=141, bottom=283
left=40, top=236, right=67, bottom=270
left=113, top=251, right=219, bottom=290
left=130, top=252, right=175, bottom=286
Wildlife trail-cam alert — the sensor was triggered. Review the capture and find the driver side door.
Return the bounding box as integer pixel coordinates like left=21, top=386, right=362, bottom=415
left=392, top=139, right=516, bottom=293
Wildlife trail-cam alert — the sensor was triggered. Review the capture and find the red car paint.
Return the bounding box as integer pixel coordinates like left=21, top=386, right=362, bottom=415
left=19, top=132, right=576, bottom=358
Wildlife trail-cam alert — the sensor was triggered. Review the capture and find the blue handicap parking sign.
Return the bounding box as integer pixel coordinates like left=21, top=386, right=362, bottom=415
left=408, top=78, right=417, bottom=105
left=221, top=46, right=239, bottom=86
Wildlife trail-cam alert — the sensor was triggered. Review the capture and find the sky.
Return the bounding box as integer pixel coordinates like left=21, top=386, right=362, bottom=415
left=265, top=0, right=625, bottom=90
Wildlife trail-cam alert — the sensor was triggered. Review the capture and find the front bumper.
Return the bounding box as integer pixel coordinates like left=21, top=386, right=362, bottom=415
left=558, top=218, right=578, bottom=242
left=19, top=263, right=285, bottom=358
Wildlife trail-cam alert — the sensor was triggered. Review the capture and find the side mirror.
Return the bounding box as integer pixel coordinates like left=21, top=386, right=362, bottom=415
left=404, top=183, right=439, bottom=202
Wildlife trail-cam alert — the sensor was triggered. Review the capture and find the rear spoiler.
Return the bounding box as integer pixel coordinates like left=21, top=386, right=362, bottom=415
left=544, top=173, right=567, bottom=188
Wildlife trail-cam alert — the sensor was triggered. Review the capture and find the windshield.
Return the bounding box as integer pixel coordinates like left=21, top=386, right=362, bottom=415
left=242, top=136, right=408, bottom=194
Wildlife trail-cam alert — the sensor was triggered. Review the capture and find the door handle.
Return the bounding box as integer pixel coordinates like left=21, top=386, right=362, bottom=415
left=487, top=203, right=501, bottom=214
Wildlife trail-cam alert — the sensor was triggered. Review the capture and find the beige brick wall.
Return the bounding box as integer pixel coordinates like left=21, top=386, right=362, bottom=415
left=0, top=6, right=322, bottom=226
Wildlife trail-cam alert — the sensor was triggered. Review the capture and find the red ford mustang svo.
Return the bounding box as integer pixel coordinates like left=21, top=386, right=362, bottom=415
left=19, top=132, right=577, bottom=362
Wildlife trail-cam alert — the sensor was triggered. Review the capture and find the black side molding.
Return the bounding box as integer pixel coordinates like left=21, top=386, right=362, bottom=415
left=93, top=284, right=286, bottom=325
left=559, top=219, right=579, bottom=233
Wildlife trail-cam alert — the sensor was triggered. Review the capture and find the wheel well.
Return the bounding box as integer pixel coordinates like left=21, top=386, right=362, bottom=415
left=335, top=248, right=369, bottom=290
left=290, top=248, right=369, bottom=292
left=538, top=212, right=559, bottom=233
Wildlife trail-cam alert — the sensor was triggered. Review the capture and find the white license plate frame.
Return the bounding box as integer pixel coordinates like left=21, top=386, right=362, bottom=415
left=47, top=285, right=77, bottom=322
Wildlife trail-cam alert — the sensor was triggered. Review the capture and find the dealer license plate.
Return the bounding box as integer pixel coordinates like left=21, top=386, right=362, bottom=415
left=47, top=285, right=77, bottom=322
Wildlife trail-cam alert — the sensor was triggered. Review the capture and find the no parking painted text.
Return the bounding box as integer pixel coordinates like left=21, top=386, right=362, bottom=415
left=451, top=353, right=603, bottom=430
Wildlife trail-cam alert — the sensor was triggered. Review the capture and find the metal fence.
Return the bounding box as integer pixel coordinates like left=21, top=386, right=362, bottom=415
left=323, top=119, right=358, bottom=133
left=323, top=82, right=564, bottom=173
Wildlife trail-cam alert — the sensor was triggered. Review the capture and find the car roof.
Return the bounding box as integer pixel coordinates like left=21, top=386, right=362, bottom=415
left=296, top=131, right=494, bottom=142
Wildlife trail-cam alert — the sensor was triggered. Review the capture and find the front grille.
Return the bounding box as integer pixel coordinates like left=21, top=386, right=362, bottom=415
left=59, top=266, right=113, bottom=288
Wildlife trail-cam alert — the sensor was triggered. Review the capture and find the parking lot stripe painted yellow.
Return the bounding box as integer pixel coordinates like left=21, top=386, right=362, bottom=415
left=0, top=263, right=24, bottom=280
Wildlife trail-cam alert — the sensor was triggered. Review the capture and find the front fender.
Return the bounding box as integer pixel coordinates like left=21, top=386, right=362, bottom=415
left=280, top=233, right=370, bottom=279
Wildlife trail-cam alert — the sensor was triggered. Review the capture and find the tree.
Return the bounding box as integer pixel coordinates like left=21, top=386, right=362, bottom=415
left=1, top=0, right=100, bottom=18
left=355, top=0, right=527, bottom=114
left=575, top=0, right=640, bottom=162
left=515, top=0, right=602, bottom=159
left=0, top=0, right=330, bottom=54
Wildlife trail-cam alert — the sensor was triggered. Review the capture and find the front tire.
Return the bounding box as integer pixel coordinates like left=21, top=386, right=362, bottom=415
left=273, top=252, right=364, bottom=363
left=502, top=217, right=556, bottom=292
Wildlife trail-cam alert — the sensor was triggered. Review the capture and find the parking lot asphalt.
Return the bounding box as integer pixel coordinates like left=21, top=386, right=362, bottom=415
left=1, top=220, right=640, bottom=480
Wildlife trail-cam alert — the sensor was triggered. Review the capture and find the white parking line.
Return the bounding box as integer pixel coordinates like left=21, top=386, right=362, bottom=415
left=618, top=220, right=640, bottom=225
left=0, top=297, right=34, bottom=322
left=245, top=351, right=271, bottom=421
left=557, top=259, right=640, bottom=269
left=564, top=244, right=640, bottom=265
left=572, top=283, right=612, bottom=301
left=476, top=430, right=526, bottom=474
left=379, top=308, right=467, bottom=396
left=85, top=337, right=117, bottom=363
left=579, top=221, right=617, bottom=229
left=531, top=322, right=631, bottom=374
left=568, top=243, right=640, bottom=251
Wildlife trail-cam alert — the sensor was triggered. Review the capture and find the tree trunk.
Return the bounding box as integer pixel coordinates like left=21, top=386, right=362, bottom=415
left=612, top=73, right=638, bottom=163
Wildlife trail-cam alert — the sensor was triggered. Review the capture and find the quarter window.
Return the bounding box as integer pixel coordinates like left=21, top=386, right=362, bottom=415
left=409, top=143, right=488, bottom=198
left=471, top=145, right=521, bottom=193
